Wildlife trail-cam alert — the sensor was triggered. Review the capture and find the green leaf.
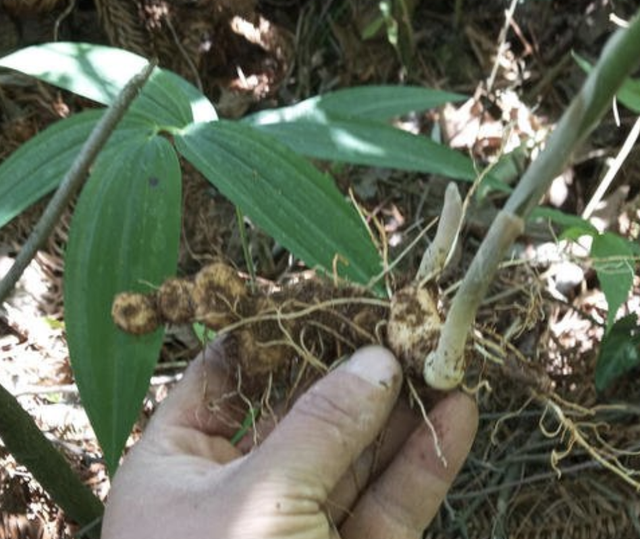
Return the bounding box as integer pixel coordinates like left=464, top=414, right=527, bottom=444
left=361, top=16, right=386, bottom=40
left=64, top=134, right=181, bottom=473
left=591, top=232, right=636, bottom=330
left=193, top=323, right=216, bottom=345
left=319, top=86, right=466, bottom=121
left=595, top=314, right=640, bottom=392
left=0, top=111, right=152, bottom=229
left=0, top=42, right=143, bottom=104
left=242, top=86, right=475, bottom=182
left=530, top=207, right=598, bottom=237
left=616, top=77, right=640, bottom=114
left=246, top=116, right=478, bottom=182
left=0, top=111, right=98, bottom=228
left=574, top=52, right=640, bottom=113
left=0, top=42, right=216, bottom=122
left=175, top=121, right=383, bottom=288
left=245, top=85, right=466, bottom=124
left=128, top=70, right=195, bottom=128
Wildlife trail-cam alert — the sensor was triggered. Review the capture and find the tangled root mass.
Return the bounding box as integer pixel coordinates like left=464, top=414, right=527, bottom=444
left=112, top=262, right=443, bottom=384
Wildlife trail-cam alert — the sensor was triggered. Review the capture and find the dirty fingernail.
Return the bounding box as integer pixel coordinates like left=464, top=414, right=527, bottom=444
left=341, top=346, right=401, bottom=387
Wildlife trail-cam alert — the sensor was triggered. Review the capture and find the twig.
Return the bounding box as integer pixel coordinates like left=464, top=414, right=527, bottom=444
left=235, top=206, right=257, bottom=291
left=53, top=0, right=76, bottom=41
left=448, top=460, right=606, bottom=500
left=12, top=373, right=183, bottom=397
left=582, top=115, right=640, bottom=219
left=164, top=14, right=203, bottom=92
left=0, top=60, right=156, bottom=304
left=486, top=0, right=519, bottom=92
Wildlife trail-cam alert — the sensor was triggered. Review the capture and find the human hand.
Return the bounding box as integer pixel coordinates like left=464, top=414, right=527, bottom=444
left=101, top=343, right=478, bottom=539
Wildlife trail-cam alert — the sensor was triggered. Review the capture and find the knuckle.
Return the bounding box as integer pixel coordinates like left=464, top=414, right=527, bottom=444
left=294, top=387, right=360, bottom=448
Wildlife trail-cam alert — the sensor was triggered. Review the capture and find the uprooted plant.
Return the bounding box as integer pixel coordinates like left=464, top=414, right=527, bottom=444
left=112, top=184, right=464, bottom=402
left=1, top=10, right=640, bottom=536
left=111, top=184, right=461, bottom=395
left=111, top=14, right=640, bottom=494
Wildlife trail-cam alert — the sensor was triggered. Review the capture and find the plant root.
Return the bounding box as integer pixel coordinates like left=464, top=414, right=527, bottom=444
left=112, top=260, right=450, bottom=403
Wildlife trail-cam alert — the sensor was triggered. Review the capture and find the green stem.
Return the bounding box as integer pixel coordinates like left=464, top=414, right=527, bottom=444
left=0, top=383, right=104, bottom=537
left=426, top=11, right=640, bottom=388
left=424, top=210, right=523, bottom=389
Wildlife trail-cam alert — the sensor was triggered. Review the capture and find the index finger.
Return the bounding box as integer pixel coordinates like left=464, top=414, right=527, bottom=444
left=341, top=391, right=478, bottom=539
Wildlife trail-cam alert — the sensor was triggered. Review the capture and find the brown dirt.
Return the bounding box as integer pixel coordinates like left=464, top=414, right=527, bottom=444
left=1, top=0, right=640, bottom=537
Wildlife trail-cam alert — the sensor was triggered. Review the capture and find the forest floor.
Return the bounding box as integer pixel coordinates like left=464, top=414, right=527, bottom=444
left=1, top=0, right=640, bottom=537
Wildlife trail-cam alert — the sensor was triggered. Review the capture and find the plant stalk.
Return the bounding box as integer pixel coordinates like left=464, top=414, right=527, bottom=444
left=427, top=10, right=640, bottom=387
left=416, top=182, right=462, bottom=282
left=424, top=210, right=523, bottom=389
left=0, top=383, right=104, bottom=537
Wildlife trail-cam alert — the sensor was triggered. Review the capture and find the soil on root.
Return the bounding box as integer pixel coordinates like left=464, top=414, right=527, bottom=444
left=111, top=261, right=442, bottom=400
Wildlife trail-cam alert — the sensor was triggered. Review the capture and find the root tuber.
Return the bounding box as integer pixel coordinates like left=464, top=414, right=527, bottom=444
left=112, top=261, right=447, bottom=389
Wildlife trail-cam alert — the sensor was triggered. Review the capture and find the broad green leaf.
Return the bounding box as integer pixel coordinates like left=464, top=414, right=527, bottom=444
left=595, top=314, right=640, bottom=391
left=616, top=77, right=640, bottom=114
left=175, top=121, right=383, bottom=288
left=0, top=111, right=152, bottom=229
left=591, top=232, right=636, bottom=330
left=245, top=85, right=466, bottom=124
left=560, top=226, right=597, bottom=242
left=64, top=134, right=181, bottom=473
left=247, top=116, right=478, bottom=182
left=0, top=42, right=216, bottom=122
left=0, top=42, right=143, bottom=104
left=0, top=110, right=99, bottom=228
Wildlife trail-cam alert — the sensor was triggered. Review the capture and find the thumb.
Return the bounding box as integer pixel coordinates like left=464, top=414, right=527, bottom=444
left=146, top=338, right=241, bottom=439
left=244, top=346, right=403, bottom=497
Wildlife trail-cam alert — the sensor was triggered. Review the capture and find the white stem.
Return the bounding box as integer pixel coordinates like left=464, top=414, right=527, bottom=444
left=423, top=210, right=524, bottom=389
left=582, top=115, right=640, bottom=219
left=416, top=182, right=463, bottom=282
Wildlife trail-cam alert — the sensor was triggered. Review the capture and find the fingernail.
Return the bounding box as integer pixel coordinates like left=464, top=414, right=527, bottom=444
left=340, top=346, right=400, bottom=388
